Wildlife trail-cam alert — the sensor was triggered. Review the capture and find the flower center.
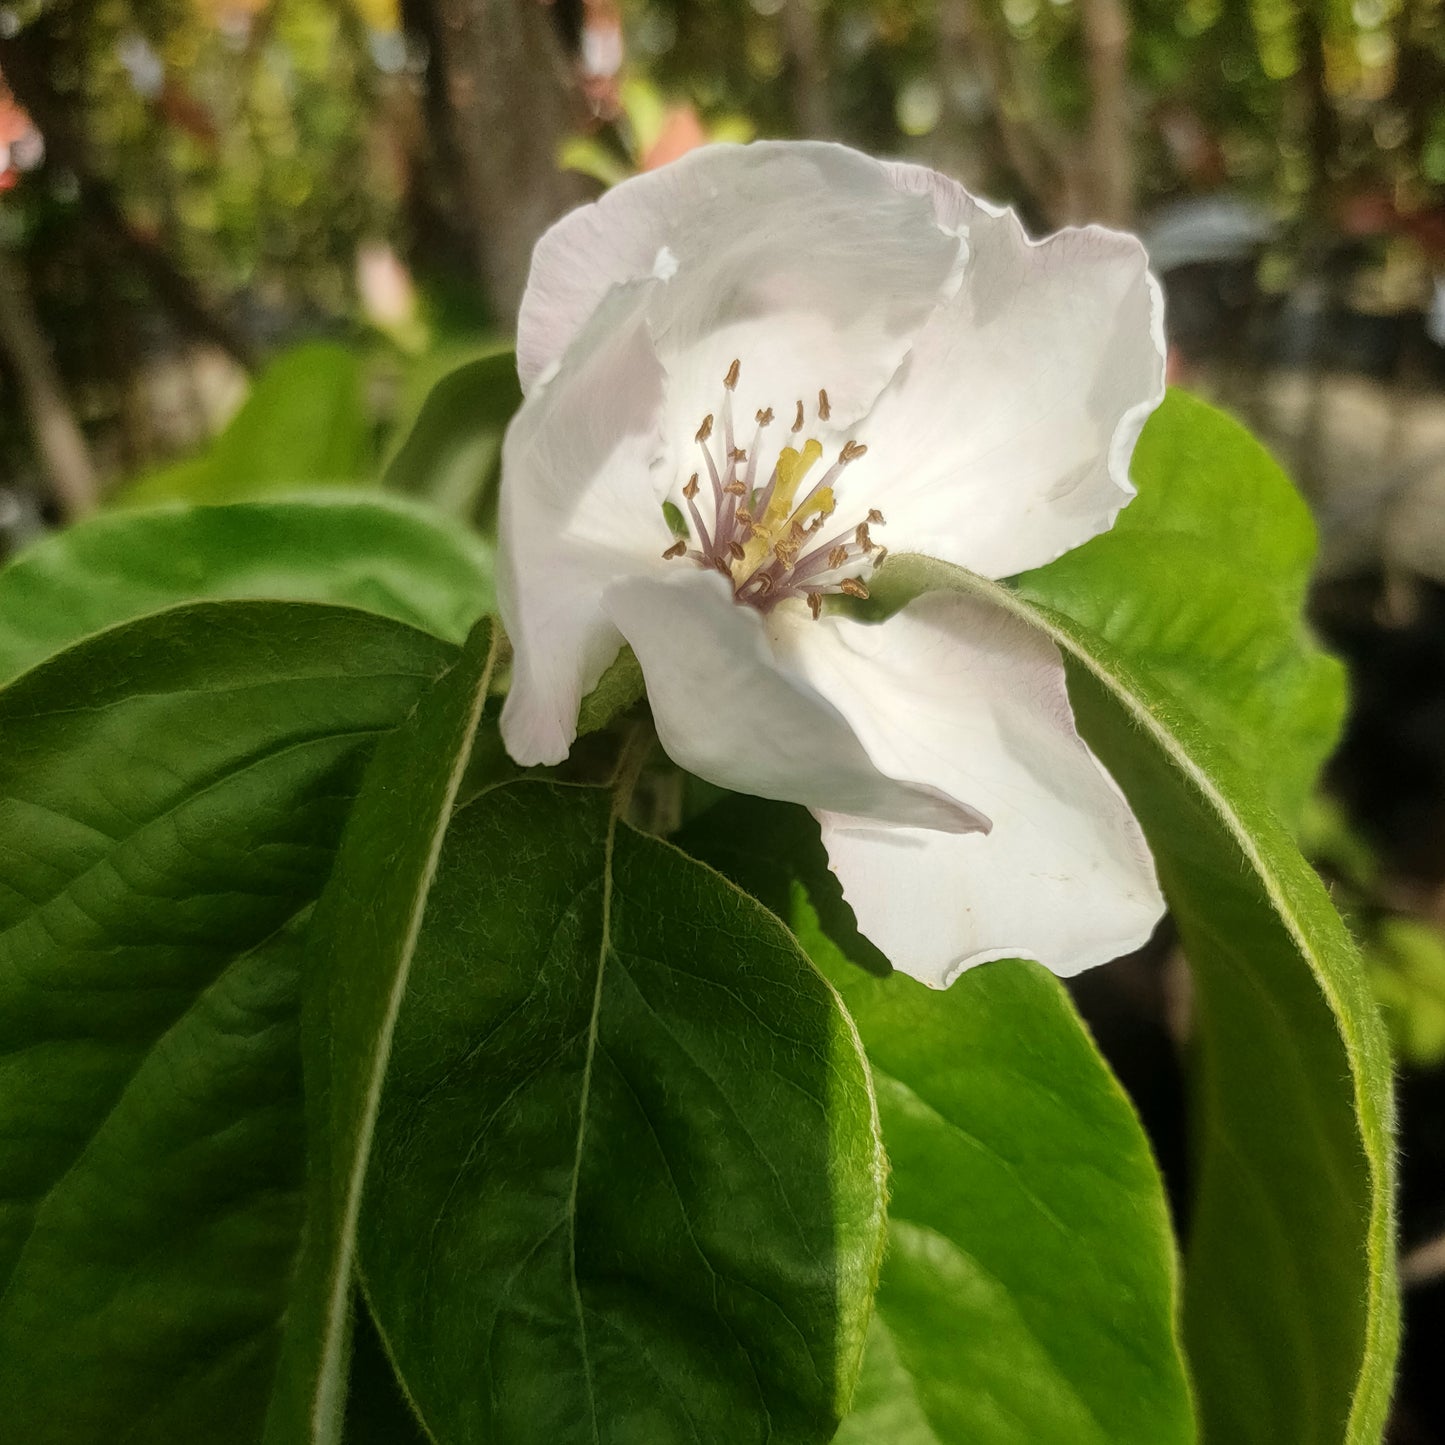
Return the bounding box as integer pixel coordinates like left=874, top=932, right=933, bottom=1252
left=660, top=359, right=886, bottom=618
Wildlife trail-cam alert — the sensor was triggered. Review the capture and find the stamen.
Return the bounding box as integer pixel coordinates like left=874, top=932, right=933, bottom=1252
left=668, top=364, right=882, bottom=617
left=873, top=546, right=888, bottom=567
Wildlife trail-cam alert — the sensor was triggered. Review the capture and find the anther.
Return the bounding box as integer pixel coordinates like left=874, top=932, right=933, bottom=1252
left=808, top=593, right=823, bottom=619
left=854, top=523, right=873, bottom=551
left=840, top=578, right=870, bottom=599
left=776, top=540, right=800, bottom=566
left=840, top=440, right=867, bottom=463
left=873, top=546, right=889, bottom=567
left=867, top=508, right=885, bottom=524
left=662, top=540, right=688, bottom=559
left=729, top=447, right=747, bottom=464
left=728, top=540, right=747, bottom=562
left=736, top=508, right=754, bottom=527
left=753, top=574, right=773, bottom=595
left=696, top=414, right=713, bottom=443
left=723, top=479, right=746, bottom=496
left=792, top=400, right=805, bottom=433
left=683, top=473, right=700, bottom=500
left=828, top=545, right=849, bottom=569
left=724, top=358, right=740, bottom=390
left=818, top=388, right=831, bottom=421
left=756, top=407, right=774, bottom=426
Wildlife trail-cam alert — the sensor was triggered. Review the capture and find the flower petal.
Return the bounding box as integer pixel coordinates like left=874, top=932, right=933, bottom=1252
left=841, top=164, right=1165, bottom=580
left=606, top=571, right=986, bottom=832
left=518, top=142, right=962, bottom=453
left=780, top=590, right=1163, bottom=984
left=499, top=282, right=675, bottom=766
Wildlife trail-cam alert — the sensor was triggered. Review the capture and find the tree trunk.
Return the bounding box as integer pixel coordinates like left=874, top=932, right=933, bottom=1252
left=0, top=247, right=98, bottom=519
left=426, top=0, right=592, bottom=323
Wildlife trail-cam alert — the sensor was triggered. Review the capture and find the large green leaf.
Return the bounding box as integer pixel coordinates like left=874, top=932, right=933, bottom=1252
left=833, top=954, right=1192, bottom=1445
left=1015, top=390, right=1346, bottom=825
left=265, top=619, right=500, bottom=1445
left=117, top=342, right=372, bottom=507
left=382, top=343, right=522, bottom=522
left=871, top=557, right=1398, bottom=1445
left=355, top=779, right=887, bottom=1445
left=0, top=494, right=493, bottom=685
left=0, top=600, right=453, bottom=1444
left=678, top=799, right=1193, bottom=1445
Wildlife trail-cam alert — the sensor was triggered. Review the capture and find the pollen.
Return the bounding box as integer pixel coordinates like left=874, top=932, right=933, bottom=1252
left=667, top=360, right=890, bottom=619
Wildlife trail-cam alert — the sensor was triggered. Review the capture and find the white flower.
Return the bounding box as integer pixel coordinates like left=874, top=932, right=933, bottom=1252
left=498, top=141, right=1167, bottom=987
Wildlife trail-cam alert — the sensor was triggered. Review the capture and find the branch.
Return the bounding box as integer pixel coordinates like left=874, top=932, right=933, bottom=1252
left=1078, top=0, right=1133, bottom=225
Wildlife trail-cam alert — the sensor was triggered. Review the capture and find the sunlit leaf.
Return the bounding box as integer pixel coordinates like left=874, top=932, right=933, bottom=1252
left=0, top=493, right=493, bottom=685
left=117, top=343, right=372, bottom=507
left=1016, top=390, right=1345, bottom=826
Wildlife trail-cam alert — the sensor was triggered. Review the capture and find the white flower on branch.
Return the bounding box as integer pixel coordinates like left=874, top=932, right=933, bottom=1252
left=498, top=141, right=1167, bottom=986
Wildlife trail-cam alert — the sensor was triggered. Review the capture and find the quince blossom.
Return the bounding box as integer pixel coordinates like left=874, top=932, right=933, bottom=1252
left=498, top=141, right=1167, bottom=987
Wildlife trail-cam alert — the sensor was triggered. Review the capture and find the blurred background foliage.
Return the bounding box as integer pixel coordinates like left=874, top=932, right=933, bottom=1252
left=2, top=0, right=1445, bottom=1437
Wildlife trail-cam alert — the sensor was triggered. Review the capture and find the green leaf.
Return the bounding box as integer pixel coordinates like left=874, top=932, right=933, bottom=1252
left=265, top=619, right=501, bottom=1445
left=1015, top=390, right=1346, bottom=825
left=0, top=494, right=494, bottom=686
left=117, top=342, right=372, bottom=507
left=0, top=600, right=453, bottom=1444
left=382, top=343, right=522, bottom=522
left=678, top=799, right=1193, bottom=1445
left=356, top=779, right=887, bottom=1445
left=871, top=556, right=1398, bottom=1445
left=835, top=956, right=1193, bottom=1445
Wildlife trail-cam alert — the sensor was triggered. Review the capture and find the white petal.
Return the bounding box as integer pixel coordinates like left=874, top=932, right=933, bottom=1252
left=606, top=570, right=986, bottom=832
left=517, top=142, right=962, bottom=454
left=499, top=282, right=674, bottom=766
left=842, top=163, right=1166, bottom=579
left=779, top=590, right=1163, bottom=985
